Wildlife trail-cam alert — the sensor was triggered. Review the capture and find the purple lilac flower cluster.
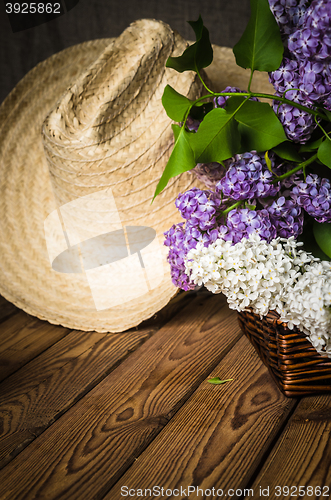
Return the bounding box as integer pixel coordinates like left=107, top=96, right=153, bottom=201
left=291, top=174, right=331, bottom=222
left=174, top=187, right=221, bottom=230
left=269, top=0, right=331, bottom=142
left=289, top=1, right=331, bottom=63
left=272, top=91, right=316, bottom=142
left=216, top=152, right=281, bottom=200
left=164, top=223, right=196, bottom=290
left=267, top=196, right=304, bottom=237
left=218, top=208, right=277, bottom=244
left=269, top=0, right=308, bottom=37
left=269, top=57, right=316, bottom=142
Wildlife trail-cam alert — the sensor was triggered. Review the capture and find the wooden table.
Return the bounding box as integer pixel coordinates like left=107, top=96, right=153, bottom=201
left=0, top=291, right=330, bottom=500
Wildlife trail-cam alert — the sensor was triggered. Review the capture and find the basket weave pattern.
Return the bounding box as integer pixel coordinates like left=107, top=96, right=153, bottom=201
left=238, top=309, right=331, bottom=397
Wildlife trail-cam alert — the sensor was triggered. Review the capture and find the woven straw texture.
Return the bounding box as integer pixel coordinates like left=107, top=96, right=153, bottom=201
left=0, top=19, right=273, bottom=332
left=238, top=309, right=331, bottom=397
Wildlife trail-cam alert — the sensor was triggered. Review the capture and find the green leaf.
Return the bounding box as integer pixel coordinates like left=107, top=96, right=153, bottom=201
left=153, top=124, right=196, bottom=198
left=272, top=142, right=303, bottom=162
left=299, top=136, right=324, bottom=152
left=172, top=123, right=181, bottom=141
left=233, top=0, right=284, bottom=72
left=324, top=110, right=331, bottom=122
left=229, top=97, right=287, bottom=151
left=191, top=106, right=241, bottom=163
left=166, top=44, right=197, bottom=73
left=313, top=221, right=331, bottom=259
left=208, top=377, right=233, bottom=385
left=166, top=15, right=213, bottom=73
left=162, top=85, right=192, bottom=122
left=265, top=151, right=273, bottom=172
left=317, top=138, right=331, bottom=168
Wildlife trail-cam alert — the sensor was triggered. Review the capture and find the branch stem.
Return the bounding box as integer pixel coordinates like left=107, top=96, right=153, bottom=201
left=194, top=90, right=327, bottom=120
left=218, top=200, right=244, bottom=216
left=197, top=69, right=214, bottom=94
left=273, top=153, right=318, bottom=182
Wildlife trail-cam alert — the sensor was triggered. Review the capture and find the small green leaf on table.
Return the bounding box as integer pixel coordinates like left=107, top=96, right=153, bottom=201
left=162, top=85, right=193, bottom=122
left=208, top=377, right=233, bottom=385
left=233, top=0, right=284, bottom=72
left=317, top=138, right=331, bottom=168
left=313, top=221, right=331, bottom=259
left=166, top=15, right=213, bottom=73
left=153, top=124, right=196, bottom=198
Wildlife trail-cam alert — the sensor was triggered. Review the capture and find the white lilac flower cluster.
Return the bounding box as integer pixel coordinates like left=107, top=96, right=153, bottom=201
left=185, top=233, right=331, bottom=356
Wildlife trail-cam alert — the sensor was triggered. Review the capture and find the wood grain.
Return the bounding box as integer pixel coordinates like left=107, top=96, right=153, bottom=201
left=0, top=312, right=72, bottom=382
left=107, top=335, right=296, bottom=500
left=0, top=289, right=194, bottom=469
left=0, top=286, right=193, bottom=385
left=0, top=294, right=242, bottom=500
left=246, top=394, right=331, bottom=499
left=0, top=312, right=45, bottom=352
left=0, top=329, right=150, bottom=469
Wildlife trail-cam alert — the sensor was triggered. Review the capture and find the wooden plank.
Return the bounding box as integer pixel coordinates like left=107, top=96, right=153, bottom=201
left=245, top=394, right=331, bottom=499
left=106, top=336, right=296, bottom=500
left=139, top=289, right=197, bottom=327
left=0, top=314, right=72, bottom=382
left=0, top=328, right=151, bottom=469
left=0, top=292, right=194, bottom=381
left=0, top=312, right=42, bottom=352
left=0, top=289, right=194, bottom=398
left=0, top=294, right=242, bottom=500
left=0, top=296, right=18, bottom=323
left=0, top=289, right=194, bottom=379
left=0, top=289, right=194, bottom=468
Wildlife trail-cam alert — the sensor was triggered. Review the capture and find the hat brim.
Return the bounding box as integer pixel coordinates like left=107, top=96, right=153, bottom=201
left=0, top=40, right=273, bottom=332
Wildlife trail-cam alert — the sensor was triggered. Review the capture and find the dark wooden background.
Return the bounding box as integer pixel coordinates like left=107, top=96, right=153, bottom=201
left=0, top=0, right=251, bottom=104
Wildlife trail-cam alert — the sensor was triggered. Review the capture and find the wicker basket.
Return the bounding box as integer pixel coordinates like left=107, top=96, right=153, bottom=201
left=238, top=309, right=331, bottom=397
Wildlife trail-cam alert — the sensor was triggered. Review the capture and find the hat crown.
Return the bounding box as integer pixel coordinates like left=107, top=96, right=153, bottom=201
left=42, top=19, right=202, bottom=211
left=45, top=19, right=183, bottom=143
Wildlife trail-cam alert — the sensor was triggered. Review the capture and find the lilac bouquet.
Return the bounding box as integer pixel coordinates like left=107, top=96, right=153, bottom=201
left=155, top=0, right=331, bottom=354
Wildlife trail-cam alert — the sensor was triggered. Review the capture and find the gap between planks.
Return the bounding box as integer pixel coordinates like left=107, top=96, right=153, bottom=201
left=0, top=312, right=72, bottom=382
left=0, top=290, right=195, bottom=469
left=0, top=328, right=151, bottom=469
left=0, top=293, right=242, bottom=500
left=0, top=289, right=195, bottom=383
left=105, top=335, right=296, bottom=500
left=245, top=394, right=331, bottom=499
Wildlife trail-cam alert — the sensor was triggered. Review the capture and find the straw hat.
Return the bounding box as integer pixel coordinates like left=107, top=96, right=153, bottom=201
left=0, top=19, right=273, bottom=332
